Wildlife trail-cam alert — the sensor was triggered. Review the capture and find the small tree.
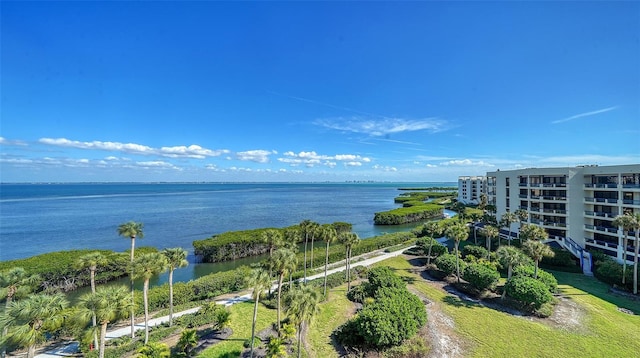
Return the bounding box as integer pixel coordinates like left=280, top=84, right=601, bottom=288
left=481, top=225, right=499, bottom=259
left=445, top=221, right=469, bottom=283
left=463, top=263, right=500, bottom=291
left=176, top=329, right=198, bottom=357
left=522, top=240, right=554, bottom=279
left=162, top=247, right=188, bottom=327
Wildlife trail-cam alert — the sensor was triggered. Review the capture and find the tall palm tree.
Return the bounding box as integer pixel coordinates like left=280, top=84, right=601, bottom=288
left=247, top=268, right=272, bottom=358
left=514, top=209, right=529, bottom=244
left=0, top=267, right=41, bottom=357
left=481, top=225, right=499, bottom=259
left=423, top=221, right=443, bottom=265
left=0, top=293, right=68, bottom=358
left=162, top=248, right=188, bottom=327
left=76, top=286, right=131, bottom=358
left=319, top=224, right=338, bottom=296
left=270, top=248, right=297, bottom=332
left=522, top=240, right=555, bottom=279
left=453, top=201, right=467, bottom=222
left=630, top=213, right=640, bottom=294
left=308, top=222, right=320, bottom=273
left=117, top=220, right=144, bottom=338
left=519, top=223, right=549, bottom=243
left=74, top=252, right=109, bottom=349
left=299, top=220, right=319, bottom=281
left=500, top=212, right=518, bottom=246
left=496, top=246, right=527, bottom=298
left=133, top=252, right=168, bottom=344
left=445, top=221, right=469, bottom=283
left=340, top=232, right=360, bottom=292
left=287, top=285, right=320, bottom=358
left=613, top=214, right=635, bottom=285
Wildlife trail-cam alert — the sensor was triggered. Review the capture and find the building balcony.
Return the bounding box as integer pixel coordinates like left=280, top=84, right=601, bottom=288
left=584, top=183, right=619, bottom=189
left=542, top=183, right=567, bottom=188
left=623, top=199, right=640, bottom=206
left=584, top=197, right=618, bottom=204
left=519, top=194, right=528, bottom=199
left=542, top=209, right=567, bottom=215
left=529, top=207, right=541, bottom=212
left=541, top=196, right=567, bottom=201
left=530, top=218, right=544, bottom=225
left=622, top=184, right=640, bottom=189
left=585, top=224, right=618, bottom=234
left=544, top=222, right=567, bottom=228
left=584, top=211, right=617, bottom=219
left=586, top=238, right=619, bottom=250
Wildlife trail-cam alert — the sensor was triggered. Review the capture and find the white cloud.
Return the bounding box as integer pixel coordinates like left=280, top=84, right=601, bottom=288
left=373, top=164, right=398, bottom=172
left=279, top=151, right=372, bottom=168
left=236, top=150, right=276, bottom=163
left=314, top=117, right=449, bottom=136
left=39, top=137, right=229, bottom=159
left=441, top=159, right=495, bottom=167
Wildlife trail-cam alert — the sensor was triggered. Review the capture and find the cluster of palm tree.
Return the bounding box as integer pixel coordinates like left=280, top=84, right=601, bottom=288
left=613, top=212, right=640, bottom=294
left=0, top=221, right=191, bottom=358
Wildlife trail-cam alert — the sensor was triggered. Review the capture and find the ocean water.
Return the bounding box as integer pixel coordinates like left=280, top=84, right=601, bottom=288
left=0, top=182, right=455, bottom=262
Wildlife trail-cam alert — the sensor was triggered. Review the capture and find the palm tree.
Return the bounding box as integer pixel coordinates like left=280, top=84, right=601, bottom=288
left=519, top=223, right=549, bottom=242
left=478, top=193, right=488, bottom=211
left=247, top=268, right=272, bottom=358
left=287, top=285, right=320, bottom=358
left=522, top=240, right=555, bottom=279
left=423, top=221, right=443, bottom=265
left=319, top=224, right=338, bottom=296
left=630, top=213, right=640, bottom=294
left=453, top=201, right=466, bottom=222
left=76, top=286, right=131, bottom=358
left=0, top=293, right=68, bottom=358
left=340, top=232, right=360, bottom=292
left=308, top=222, right=320, bottom=273
left=283, top=227, right=300, bottom=251
left=74, top=252, right=108, bottom=349
left=496, top=246, right=527, bottom=298
left=117, top=220, right=144, bottom=338
left=500, top=212, right=518, bottom=246
left=300, top=220, right=319, bottom=281
left=137, top=342, right=170, bottom=358
left=445, top=221, right=469, bottom=283
left=133, top=252, right=168, bottom=344
left=162, top=248, right=188, bottom=327
left=469, top=212, right=482, bottom=244
left=176, top=329, right=198, bottom=357
left=514, top=209, right=529, bottom=244
left=0, top=267, right=41, bottom=357
left=613, top=214, right=635, bottom=285
left=270, top=248, right=297, bottom=331
left=265, top=337, right=287, bottom=358
left=481, top=225, right=499, bottom=259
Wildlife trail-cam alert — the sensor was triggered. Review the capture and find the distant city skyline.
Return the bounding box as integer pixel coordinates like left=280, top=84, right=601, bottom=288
left=1, top=1, right=638, bottom=183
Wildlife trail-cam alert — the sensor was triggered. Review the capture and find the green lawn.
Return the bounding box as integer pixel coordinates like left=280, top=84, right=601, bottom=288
left=378, top=256, right=640, bottom=358
left=306, top=286, right=354, bottom=358
left=198, top=301, right=276, bottom=358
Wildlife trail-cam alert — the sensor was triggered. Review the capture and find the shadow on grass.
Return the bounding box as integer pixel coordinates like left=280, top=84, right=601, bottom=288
left=408, top=257, right=427, bottom=267
left=218, top=351, right=242, bottom=358
left=550, top=270, right=640, bottom=314
left=443, top=295, right=477, bottom=308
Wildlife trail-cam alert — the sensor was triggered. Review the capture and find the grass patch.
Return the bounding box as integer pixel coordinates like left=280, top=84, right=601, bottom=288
left=307, top=286, right=354, bottom=358
left=198, top=301, right=276, bottom=357
left=378, top=256, right=640, bottom=358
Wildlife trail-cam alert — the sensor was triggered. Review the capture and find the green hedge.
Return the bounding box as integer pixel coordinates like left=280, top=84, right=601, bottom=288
left=504, top=275, right=553, bottom=309
left=374, top=204, right=444, bottom=225
left=463, top=263, right=500, bottom=291
left=193, top=227, right=287, bottom=263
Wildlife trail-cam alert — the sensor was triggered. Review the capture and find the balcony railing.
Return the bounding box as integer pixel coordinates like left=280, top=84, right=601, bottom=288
left=586, top=238, right=619, bottom=250
left=622, top=184, right=640, bottom=189
left=542, top=196, right=567, bottom=201
left=530, top=207, right=540, bottom=212
left=519, top=183, right=528, bottom=187
left=585, top=211, right=617, bottom=218
left=544, top=222, right=567, bottom=227
left=585, top=225, right=618, bottom=234
left=623, top=199, right=640, bottom=206
left=519, top=194, right=528, bottom=198
left=585, top=183, right=618, bottom=188
left=543, top=209, right=566, bottom=214
left=542, top=183, right=566, bottom=187
left=531, top=195, right=541, bottom=199
left=531, top=218, right=544, bottom=225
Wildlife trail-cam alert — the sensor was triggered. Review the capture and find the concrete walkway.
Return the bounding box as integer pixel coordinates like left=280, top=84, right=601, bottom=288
left=34, top=246, right=412, bottom=357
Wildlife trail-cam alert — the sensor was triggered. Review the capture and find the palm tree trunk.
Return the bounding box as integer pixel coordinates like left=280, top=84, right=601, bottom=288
left=250, top=297, right=259, bottom=358
left=310, top=237, right=315, bottom=271
left=455, top=242, right=461, bottom=283
left=277, top=274, right=284, bottom=331
left=130, top=237, right=136, bottom=339
left=90, top=269, right=96, bottom=293
left=92, top=314, right=99, bottom=351
left=507, top=229, right=512, bottom=246
left=622, top=236, right=628, bottom=284
left=144, top=279, right=150, bottom=344
left=100, top=322, right=108, bottom=358
left=323, top=242, right=330, bottom=296
left=346, top=247, right=352, bottom=292
left=169, top=269, right=174, bottom=326
left=634, top=232, right=639, bottom=294
left=27, top=344, right=35, bottom=358
left=486, top=238, right=491, bottom=260
left=303, top=236, right=308, bottom=282
left=534, top=260, right=539, bottom=279
left=2, top=297, right=12, bottom=358
left=297, top=323, right=303, bottom=358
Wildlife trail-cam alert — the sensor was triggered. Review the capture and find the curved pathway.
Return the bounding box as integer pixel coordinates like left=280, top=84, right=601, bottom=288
left=35, top=246, right=413, bottom=357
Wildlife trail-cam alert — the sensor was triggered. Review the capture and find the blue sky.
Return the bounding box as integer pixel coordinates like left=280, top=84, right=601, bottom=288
left=1, top=1, right=638, bottom=183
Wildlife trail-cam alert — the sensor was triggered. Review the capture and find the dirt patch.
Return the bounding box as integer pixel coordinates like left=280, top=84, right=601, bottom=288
left=546, top=296, right=587, bottom=333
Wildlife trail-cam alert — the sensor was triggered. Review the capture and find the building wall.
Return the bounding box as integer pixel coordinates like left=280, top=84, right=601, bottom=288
left=486, top=164, right=640, bottom=263
left=458, top=176, right=486, bottom=205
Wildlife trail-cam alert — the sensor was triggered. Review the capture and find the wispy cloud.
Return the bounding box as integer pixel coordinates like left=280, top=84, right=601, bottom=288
left=441, top=159, right=495, bottom=167
left=314, top=117, right=448, bottom=136
left=38, top=138, right=229, bottom=159
left=551, top=106, right=618, bottom=124
left=0, top=137, right=27, bottom=146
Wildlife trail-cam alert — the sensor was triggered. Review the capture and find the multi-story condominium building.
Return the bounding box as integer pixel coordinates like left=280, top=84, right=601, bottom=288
left=486, top=164, right=640, bottom=271
left=458, top=176, right=486, bottom=205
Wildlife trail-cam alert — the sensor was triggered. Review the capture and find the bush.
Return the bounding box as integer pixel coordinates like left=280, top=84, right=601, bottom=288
left=543, top=248, right=578, bottom=268
left=462, top=245, right=489, bottom=260
left=505, top=276, right=553, bottom=309
left=513, top=265, right=558, bottom=293
left=415, top=237, right=448, bottom=258
left=594, top=258, right=633, bottom=291
left=434, top=254, right=465, bottom=276
left=463, top=263, right=500, bottom=291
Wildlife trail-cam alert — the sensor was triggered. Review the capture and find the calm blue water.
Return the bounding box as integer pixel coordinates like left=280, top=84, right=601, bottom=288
left=0, top=182, right=455, bottom=262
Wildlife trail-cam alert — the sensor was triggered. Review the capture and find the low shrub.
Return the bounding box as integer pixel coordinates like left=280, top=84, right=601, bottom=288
left=504, top=275, right=553, bottom=309
left=593, top=255, right=633, bottom=291
left=463, top=263, right=500, bottom=291
left=462, top=245, right=489, bottom=260
left=513, top=265, right=558, bottom=293
left=434, top=254, right=465, bottom=276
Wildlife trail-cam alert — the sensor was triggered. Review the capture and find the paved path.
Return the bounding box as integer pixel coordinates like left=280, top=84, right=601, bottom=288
left=34, top=246, right=413, bottom=357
